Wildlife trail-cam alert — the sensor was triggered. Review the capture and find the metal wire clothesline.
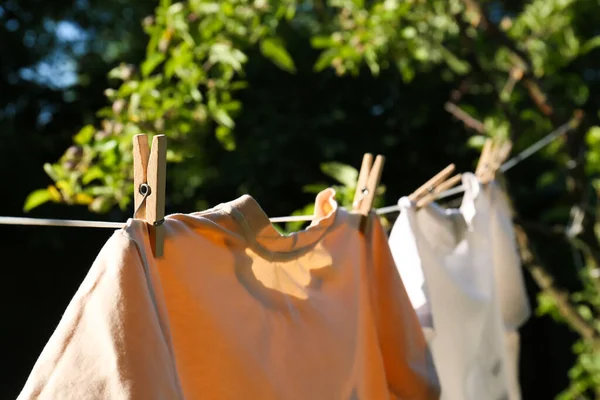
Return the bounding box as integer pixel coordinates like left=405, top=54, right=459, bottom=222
left=0, top=119, right=575, bottom=228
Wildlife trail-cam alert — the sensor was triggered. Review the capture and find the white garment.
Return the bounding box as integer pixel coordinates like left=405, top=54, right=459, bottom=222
left=487, top=181, right=531, bottom=328
left=389, top=173, right=523, bottom=400
left=486, top=182, right=531, bottom=399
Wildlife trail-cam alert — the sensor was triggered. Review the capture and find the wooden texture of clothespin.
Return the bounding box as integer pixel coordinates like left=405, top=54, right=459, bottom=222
left=352, top=153, right=385, bottom=233
left=409, top=163, right=462, bottom=209
left=409, top=164, right=455, bottom=202
left=133, top=134, right=167, bottom=257
left=416, top=174, right=462, bottom=209
left=476, top=138, right=512, bottom=184
left=475, top=138, right=494, bottom=180
left=495, top=141, right=512, bottom=168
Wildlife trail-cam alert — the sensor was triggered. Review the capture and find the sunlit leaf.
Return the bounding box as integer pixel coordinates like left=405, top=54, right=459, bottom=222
left=581, top=36, right=600, bottom=55
left=75, top=193, right=94, bottom=205
left=74, top=125, right=95, bottom=145
left=47, top=185, right=62, bottom=202
left=260, top=38, right=296, bottom=73
left=82, top=166, right=105, bottom=185
left=586, top=126, right=600, bottom=145
left=310, top=35, right=333, bottom=49
left=302, top=183, right=329, bottom=194
left=89, top=196, right=112, bottom=213
left=215, top=126, right=236, bottom=150
left=43, top=163, right=60, bottom=181
left=189, top=0, right=219, bottom=14
left=314, top=48, right=338, bottom=72
left=23, top=189, right=53, bottom=212
left=439, top=46, right=470, bottom=75
left=320, top=162, right=358, bottom=188
left=141, top=52, right=166, bottom=77
left=213, top=108, right=235, bottom=128
left=365, top=49, right=380, bottom=75
left=467, top=135, right=487, bottom=149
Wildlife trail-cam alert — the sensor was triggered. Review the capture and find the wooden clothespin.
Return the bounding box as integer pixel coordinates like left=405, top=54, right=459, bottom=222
left=409, top=164, right=462, bottom=209
left=475, top=138, right=494, bottom=182
left=133, top=134, right=167, bottom=257
left=495, top=141, right=512, bottom=169
left=476, top=138, right=512, bottom=184
left=352, top=153, right=385, bottom=233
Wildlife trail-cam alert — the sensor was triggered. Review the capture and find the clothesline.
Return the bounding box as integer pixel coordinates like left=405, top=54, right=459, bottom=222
left=0, top=119, right=575, bottom=228
left=373, top=119, right=574, bottom=217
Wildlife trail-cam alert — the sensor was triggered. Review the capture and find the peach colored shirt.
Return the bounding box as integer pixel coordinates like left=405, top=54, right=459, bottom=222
left=18, top=190, right=439, bottom=400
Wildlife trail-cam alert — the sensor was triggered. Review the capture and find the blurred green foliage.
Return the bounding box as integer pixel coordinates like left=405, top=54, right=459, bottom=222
left=25, top=0, right=600, bottom=216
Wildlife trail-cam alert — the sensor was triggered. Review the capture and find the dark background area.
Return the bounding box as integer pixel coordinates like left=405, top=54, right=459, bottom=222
left=0, top=0, right=594, bottom=398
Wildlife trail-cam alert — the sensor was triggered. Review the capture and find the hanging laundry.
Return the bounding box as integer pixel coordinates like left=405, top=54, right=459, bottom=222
left=486, top=181, right=531, bottom=400
left=18, top=188, right=439, bottom=400
left=389, top=173, right=516, bottom=400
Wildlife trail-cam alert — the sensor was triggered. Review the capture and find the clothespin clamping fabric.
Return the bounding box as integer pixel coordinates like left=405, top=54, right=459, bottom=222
left=475, top=138, right=512, bottom=184
left=352, top=153, right=385, bottom=233
left=133, top=134, right=167, bottom=257
left=409, top=164, right=462, bottom=209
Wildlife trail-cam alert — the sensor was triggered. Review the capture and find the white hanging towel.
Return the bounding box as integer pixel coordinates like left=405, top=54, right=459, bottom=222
left=389, top=173, right=517, bottom=400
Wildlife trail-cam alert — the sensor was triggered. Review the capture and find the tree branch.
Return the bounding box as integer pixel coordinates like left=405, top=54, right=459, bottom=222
left=444, top=102, right=486, bottom=134
left=462, top=0, right=560, bottom=125
left=515, top=224, right=600, bottom=342
left=460, top=1, right=600, bottom=282
left=452, top=9, right=524, bottom=140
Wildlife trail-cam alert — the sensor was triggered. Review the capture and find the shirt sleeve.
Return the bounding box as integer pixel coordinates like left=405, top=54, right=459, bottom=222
left=17, top=231, right=182, bottom=400
left=367, top=215, right=441, bottom=400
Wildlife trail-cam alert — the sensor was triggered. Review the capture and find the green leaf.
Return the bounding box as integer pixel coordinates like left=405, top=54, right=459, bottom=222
left=396, top=58, right=415, bottom=82
left=311, top=36, right=333, bottom=49
left=89, top=196, right=113, bottom=213
left=82, top=166, right=105, bottom=185
left=141, top=53, right=166, bottom=77
left=98, top=140, right=118, bottom=152
left=413, top=46, right=429, bottom=61
left=581, top=36, right=600, bottom=55
left=108, top=64, right=134, bottom=81
left=439, top=46, right=470, bottom=75
left=586, top=126, right=600, bottom=146
left=364, top=49, right=380, bottom=75
left=128, top=93, right=141, bottom=116
left=536, top=292, right=559, bottom=318
left=215, top=126, right=236, bottom=151
left=314, top=48, right=338, bottom=72
left=230, top=81, right=249, bottom=91
left=401, top=26, right=417, bottom=39
left=43, top=163, right=60, bottom=181
left=167, top=2, right=184, bottom=15
left=118, top=81, right=140, bottom=97
left=577, top=305, right=593, bottom=321
left=467, top=135, right=487, bottom=149
left=189, top=0, right=220, bottom=14
left=213, top=108, right=235, bottom=128
left=23, top=189, right=53, bottom=212
left=260, top=38, right=296, bottom=73
left=74, top=125, right=95, bottom=145
left=302, top=183, right=328, bottom=194
left=537, top=171, right=558, bottom=188
left=209, top=44, right=247, bottom=71
left=190, top=87, right=202, bottom=102
left=320, top=162, right=358, bottom=188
